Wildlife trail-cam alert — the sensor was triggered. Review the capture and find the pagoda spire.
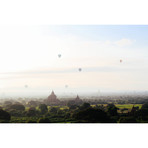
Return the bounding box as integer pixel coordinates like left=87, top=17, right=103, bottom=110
left=75, top=94, right=80, bottom=100
left=51, top=90, right=55, bottom=95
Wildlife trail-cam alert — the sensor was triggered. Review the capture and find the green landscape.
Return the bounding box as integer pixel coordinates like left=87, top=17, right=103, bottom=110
left=0, top=92, right=148, bottom=123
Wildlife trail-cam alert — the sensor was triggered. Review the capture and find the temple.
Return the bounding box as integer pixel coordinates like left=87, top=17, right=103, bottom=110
left=44, top=91, right=60, bottom=105
left=75, top=95, right=80, bottom=101
left=74, top=95, right=83, bottom=104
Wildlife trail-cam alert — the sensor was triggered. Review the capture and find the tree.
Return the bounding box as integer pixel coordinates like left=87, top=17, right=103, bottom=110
left=50, top=107, right=58, bottom=114
left=79, top=102, right=91, bottom=110
left=67, top=100, right=76, bottom=107
left=39, top=104, right=48, bottom=114
left=73, top=108, right=111, bottom=123
left=69, top=105, right=78, bottom=110
left=0, top=109, right=11, bottom=122
left=3, top=101, right=12, bottom=106
left=82, top=103, right=90, bottom=108
left=141, top=103, right=148, bottom=110
left=135, top=103, right=148, bottom=121
left=95, top=105, right=105, bottom=111
left=8, top=104, right=25, bottom=111
left=27, top=101, right=37, bottom=107
left=57, top=109, right=64, bottom=115
left=135, top=107, right=148, bottom=121
left=107, top=104, right=119, bottom=116
left=26, top=107, right=37, bottom=117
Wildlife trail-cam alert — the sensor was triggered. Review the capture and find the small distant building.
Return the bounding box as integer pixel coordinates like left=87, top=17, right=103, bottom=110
left=75, top=95, right=80, bottom=101
left=74, top=95, right=83, bottom=104
left=44, top=91, right=60, bottom=105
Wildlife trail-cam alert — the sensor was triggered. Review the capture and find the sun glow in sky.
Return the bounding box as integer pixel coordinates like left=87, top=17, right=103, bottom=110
left=0, top=25, right=148, bottom=97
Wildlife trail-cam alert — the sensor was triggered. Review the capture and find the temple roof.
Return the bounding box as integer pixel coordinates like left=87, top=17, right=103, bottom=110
left=75, top=95, right=80, bottom=100
left=51, top=91, right=55, bottom=95
left=46, top=91, right=59, bottom=102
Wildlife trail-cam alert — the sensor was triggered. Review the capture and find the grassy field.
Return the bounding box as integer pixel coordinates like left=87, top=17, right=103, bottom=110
left=115, top=104, right=142, bottom=109
left=91, top=104, right=143, bottom=113
left=91, top=104, right=143, bottom=109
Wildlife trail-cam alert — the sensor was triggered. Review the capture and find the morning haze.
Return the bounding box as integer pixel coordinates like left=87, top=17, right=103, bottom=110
left=0, top=25, right=148, bottom=97
left=0, top=25, right=148, bottom=123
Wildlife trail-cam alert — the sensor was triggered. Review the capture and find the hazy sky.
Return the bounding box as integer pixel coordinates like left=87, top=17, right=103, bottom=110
left=0, top=25, right=148, bottom=96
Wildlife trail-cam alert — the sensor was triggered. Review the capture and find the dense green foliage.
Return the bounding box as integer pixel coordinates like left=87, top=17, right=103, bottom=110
left=0, top=109, right=11, bottom=122
left=0, top=98, right=148, bottom=123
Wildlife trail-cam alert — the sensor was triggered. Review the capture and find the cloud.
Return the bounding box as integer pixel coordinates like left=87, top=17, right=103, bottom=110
left=105, top=38, right=135, bottom=47
left=114, top=38, right=134, bottom=46
left=0, top=65, right=142, bottom=80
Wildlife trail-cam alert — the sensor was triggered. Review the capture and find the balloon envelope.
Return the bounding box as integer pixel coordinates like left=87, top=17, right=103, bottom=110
left=58, top=54, right=61, bottom=58
left=78, top=68, right=82, bottom=72
left=24, top=85, right=28, bottom=88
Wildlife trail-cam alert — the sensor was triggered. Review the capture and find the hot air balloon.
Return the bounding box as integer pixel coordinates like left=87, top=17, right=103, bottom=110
left=120, top=59, right=122, bottom=63
left=78, top=68, right=82, bottom=72
left=24, top=85, right=28, bottom=88
left=58, top=54, right=61, bottom=58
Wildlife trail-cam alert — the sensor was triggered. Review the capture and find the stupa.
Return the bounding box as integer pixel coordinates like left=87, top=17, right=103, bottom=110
left=44, top=91, right=60, bottom=105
